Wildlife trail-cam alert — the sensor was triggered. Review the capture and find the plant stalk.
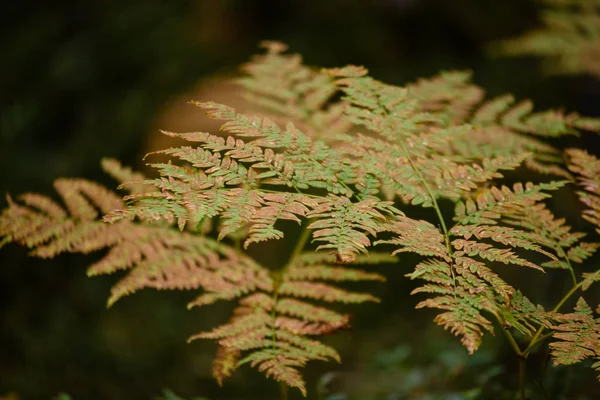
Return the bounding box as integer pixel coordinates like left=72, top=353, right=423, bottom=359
left=519, top=356, right=527, bottom=400
left=523, top=281, right=582, bottom=356
left=280, top=381, right=289, bottom=400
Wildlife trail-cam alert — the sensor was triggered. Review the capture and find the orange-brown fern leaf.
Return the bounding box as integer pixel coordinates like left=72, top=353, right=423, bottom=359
left=189, top=301, right=339, bottom=396
left=188, top=249, right=395, bottom=395
left=96, top=227, right=271, bottom=307
left=467, top=94, right=600, bottom=177
left=108, top=106, right=367, bottom=244
left=0, top=170, right=266, bottom=311
left=389, top=182, right=578, bottom=350
left=328, top=66, right=530, bottom=205
left=583, top=270, right=600, bottom=291
left=548, top=297, right=600, bottom=381
left=0, top=179, right=124, bottom=258
left=567, top=148, right=600, bottom=234
left=213, top=345, right=241, bottom=386
left=100, top=157, right=155, bottom=195
left=407, top=259, right=498, bottom=354
left=190, top=102, right=356, bottom=196
left=452, top=239, right=543, bottom=271
left=377, top=216, right=451, bottom=260
left=499, top=290, right=553, bottom=335
left=408, top=69, right=600, bottom=177
left=239, top=41, right=351, bottom=138
left=492, top=0, right=600, bottom=79
left=307, top=196, right=403, bottom=263
left=451, top=180, right=595, bottom=285
left=567, top=149, right=600, bottom=290
left=406, top=70, right=484, bottom=124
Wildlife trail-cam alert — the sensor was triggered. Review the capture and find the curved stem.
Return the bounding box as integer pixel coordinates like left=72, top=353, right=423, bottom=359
left=503, top=326, right=524, bottom=357
left=523, top=331, right=554, bottom=355
left=398, top=142, right=455, bottom=277
left=399, top=142, right=451, bottom=247
left=288, top=224, right=313, bottom=267
left=523, top=281, right=582, bottom=356
left=556, top=246, right=577, bottom=286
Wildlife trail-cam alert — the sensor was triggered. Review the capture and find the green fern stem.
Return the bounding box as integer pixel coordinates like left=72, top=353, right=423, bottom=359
left=556, top=245, right=577, bottom=286
left=288, top=222, right=313, bottom=266
left=280, top=381, right=289, bottom=400
left=506, top=247, right=582, bottom=398
left=503, top=327, right=524, bottom=357
left=397, top=142, right=454, bottom=266
left=267, top=223, right=313, bottom=398
left=522, top=280, right=584, bottom=357
left=518, top=356, right=527, bottom=400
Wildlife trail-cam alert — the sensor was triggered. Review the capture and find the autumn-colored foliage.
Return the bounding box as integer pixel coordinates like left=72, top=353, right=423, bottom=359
left=2, top=42, right=600, bottom=398
left=492, top=0, right=600, bottom=78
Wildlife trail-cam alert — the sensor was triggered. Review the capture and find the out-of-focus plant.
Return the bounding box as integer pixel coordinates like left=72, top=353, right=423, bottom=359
left=316, top=342, right=507, bottom=400
left=491, top=0, right=600, bottom=78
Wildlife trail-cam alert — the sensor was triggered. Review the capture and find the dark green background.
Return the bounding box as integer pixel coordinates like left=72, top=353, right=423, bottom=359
left=2, top=1, right=600, bottom=399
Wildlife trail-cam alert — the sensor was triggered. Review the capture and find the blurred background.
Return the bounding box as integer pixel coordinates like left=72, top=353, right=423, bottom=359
left=2, top=1, right=600, bottom=399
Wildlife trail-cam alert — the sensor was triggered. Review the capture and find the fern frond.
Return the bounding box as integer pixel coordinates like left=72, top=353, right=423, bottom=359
left=406, top=70, right=484, bottom=124
left=0, top=172, right=269, bottom=310
left=407, top=71, right=600, bottom=177
left=101, top=229, right=269, bottom=307
left=568, top=148, right=600, bottom=234
left=307, top=196, right=402, bottom=262
left=239, top=41, right=351, bottom=138
left=407, top=259, right=498, bottom=354
left=492, top=0, right=600, bottom=78
left=327, top=66, right=536, bottom=207
left=190, top=101, right=355, bottom=195
left=213, top=345, right=241, bottom=386
left=452, top=239, right=543, bottom=270
left=498, top=290, right=553, bottom=335
left=452, top=180, right=594, bottom=281
left=377, top=216, right=450, bottom=260
left=187, top=247, right=395, bottom=395
left=1, top=179, right=124, bottom=258
left=110, top=105, right=376, bottom=261
left=548, top=297, right=600, bottom=381
left=582, top=269, right=600, bottom=291
left=101, top=158, right=152, bottom=194
left=398, top=179, right=587, bottom=352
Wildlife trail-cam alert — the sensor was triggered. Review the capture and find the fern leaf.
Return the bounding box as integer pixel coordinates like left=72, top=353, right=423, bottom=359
left=378, top=216, right=450, bottom=260
left=238, top=41, right=349, bottom=138
left=406, top=259, right=500, bottom=354
left=213, top=346, right=241, bottom=386
left=568, top=148, right=600, bottom=234
left=188, top=244, right=391, bottom=394
left=409, top=70, right=598, bottom=177
left=492, top=1, right=600, bottom=79
left=307, top=196, right=402, bottom=263
left=499, top=290, right=552, bottom=335
left=1, top=179, right=124, bottom=259
left=244, top=192, right=316, bottom=247
left=101, top=158, right=151, bottom=194
left=452, top=239, right=543, bottom=270
left=548, top=297, right=600, bottom=380
left=582, top=267, right=600, bottom=291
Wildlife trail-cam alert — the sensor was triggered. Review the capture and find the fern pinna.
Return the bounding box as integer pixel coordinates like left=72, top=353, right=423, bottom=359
left=492, top=0, right=600, bottom=79
left=2, top=42, right=600, bottom=397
